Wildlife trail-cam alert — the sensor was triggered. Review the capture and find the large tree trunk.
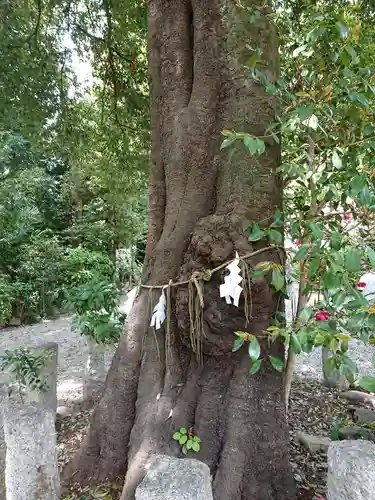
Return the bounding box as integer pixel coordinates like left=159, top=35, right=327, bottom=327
left=63, top=1, right=296, bottom=499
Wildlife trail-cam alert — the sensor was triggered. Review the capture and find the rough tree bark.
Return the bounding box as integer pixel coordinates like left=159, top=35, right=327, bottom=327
left=64, top=1, right=296, bottom=499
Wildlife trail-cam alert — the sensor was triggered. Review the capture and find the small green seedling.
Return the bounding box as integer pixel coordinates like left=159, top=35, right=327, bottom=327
left=173, top=427, right=201, bottom=454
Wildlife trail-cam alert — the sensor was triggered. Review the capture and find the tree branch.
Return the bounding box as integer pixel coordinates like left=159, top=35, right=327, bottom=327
left=75, top=23, right=132, bottom=63
left=24, top=0, right=42, bottom=47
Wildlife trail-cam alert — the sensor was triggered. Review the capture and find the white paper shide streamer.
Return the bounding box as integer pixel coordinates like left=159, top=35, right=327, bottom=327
left=150, top=286, right=167, bottom=330
left=219, top=252, right=243, bottom=307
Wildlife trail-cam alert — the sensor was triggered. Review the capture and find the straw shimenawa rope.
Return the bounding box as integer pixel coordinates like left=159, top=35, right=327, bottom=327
left=142, top=246, right=283, bottom=361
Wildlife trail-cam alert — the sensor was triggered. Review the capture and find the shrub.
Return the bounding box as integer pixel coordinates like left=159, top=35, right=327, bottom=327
left=61, top=246, right=114, bottom=289
left=66, top=275, right=123, bottom=344
left=0, top=273, right=15, bottom=325
left=15, top=231, right=65, bottom=319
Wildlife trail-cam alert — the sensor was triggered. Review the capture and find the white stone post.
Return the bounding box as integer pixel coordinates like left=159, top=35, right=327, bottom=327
left=0, top=342, right=59, bottom=500
left=28, top=342, right=58, bottom=415
left=83, top=336, right=107, bottom=403
left=3, top=404, right=59, bottom=500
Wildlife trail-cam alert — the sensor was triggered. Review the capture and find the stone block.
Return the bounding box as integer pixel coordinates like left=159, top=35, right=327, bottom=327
left=354, top=408, right=375, bottom=425
left=296, top=431, right=331, bottom=453
left=0, top=342, right=59, bottom=500
left=327, top=440, right=375, bottom=500
left=135, top=455, right=213, bottom=500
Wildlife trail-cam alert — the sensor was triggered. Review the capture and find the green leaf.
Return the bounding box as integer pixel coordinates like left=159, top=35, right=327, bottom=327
left=234, top=331, right=249, bottom=338
left=179, top=427, right=187, bottom=435
left=299, top=307, right=314, bottom=323
left=269, top=355, right=284, bottom=371
left=336, top=21, right=349, bottom=38
left=330, top=232, right=342, bottom=250
left=331, top=422, right=341, bottom=441
left=268, top=229, right=283, bottom=245
left=252, top=268, right=266, bottom=280
left=358, top=187, right=372, bottom=206
left=271, top=268, right=284, bottom=291
left=341, top=340, right=349, bottom=353
left=345, top=248, right=361, bottom=273
left=290, top=333, right=302, bottom=355
left=350, top=175, right=366, bottom=196
left=349, top=92, right=369, bottom=108
left=294, top=244, right=310, bottom=261
left=192, top=436, right=201, bottom=443
left=331, top=151, right=343, bottom=169
left=314, top=331, right=328, bottom=346
left=243, top=136, right=265, bottom=156
left=332, top=290, right=347, bottom=308
left=358, top=376, right=375, bottom=393
left=306, top=222, right=324, bottom=241
left=345, top=45, right=357, bottom=61
left=323, top=354, right=336, bottom=376
left=341, top=355, right=357, bottom=375
left=248, top=337, right=261, bottom=361
left=248, top=52, right=260, bottom=68
left=249, top=222, right=265, bottom=242
left=220, top=135, right=237, bottom=150
left=296, top=104, right=313, bottom=121
left=307, top=256, right=320, bottom=279
left=192, top=441, right=200, bottom=452
left=367, top=247, right=375, bottom=269
left=372, top=351, right=375, bottom=368
left=266, top=84, right=277, bottom=94
left=249, top=359, right=262, bottom=374
left=179, top=435, right=188, bottom=445
left=330, top=337, right=339, bottom=354
left=364, top=123, right=375, bottom=136
left=173, top=432, right=181, bottom=441
left=186, top=439, right=193, bottom=450
left=232, top=337, right=244, bottom=352
left=270, top=209, right=283, bottom=227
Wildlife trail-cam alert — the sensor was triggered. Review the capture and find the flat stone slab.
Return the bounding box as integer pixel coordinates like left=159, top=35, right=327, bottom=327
left=354, top=408, right=375, bottom=424
left=339, top=391, right=375, bottom=409
left=296, top=431, right=331, bottom=453
left=135, top=455, right=213, bottom=500
left=338, top=425, right=375, bottom=442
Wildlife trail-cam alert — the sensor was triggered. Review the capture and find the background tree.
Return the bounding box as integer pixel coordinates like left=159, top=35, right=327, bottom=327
left=64, top=2, right=296, bottom=500
left=0, top=0, right=149, bottom=323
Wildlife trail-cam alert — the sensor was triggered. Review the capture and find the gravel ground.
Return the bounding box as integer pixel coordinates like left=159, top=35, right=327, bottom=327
left=1, top=315, right=374, bottom=403
left=296, top=338, right=375, bottom=379
left=0, top=316, right=116, bottom=404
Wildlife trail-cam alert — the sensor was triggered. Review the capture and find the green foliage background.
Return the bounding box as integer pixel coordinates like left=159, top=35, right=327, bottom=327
left=0, top=0, right=149, bottom=325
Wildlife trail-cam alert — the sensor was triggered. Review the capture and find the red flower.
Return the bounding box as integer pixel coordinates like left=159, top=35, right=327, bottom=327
left=309, top=245, right=313, bottom=250
left=357, top=282, right=367, bottom=289
left=315, top=310, right=329, bottom=321
left=296, top=239, right=302, bottom=246
left=344, top=213, right=352, bottom=222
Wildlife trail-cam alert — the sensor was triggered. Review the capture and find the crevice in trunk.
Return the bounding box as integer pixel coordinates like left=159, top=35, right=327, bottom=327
left=188, top=1, right=194, bottom=106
